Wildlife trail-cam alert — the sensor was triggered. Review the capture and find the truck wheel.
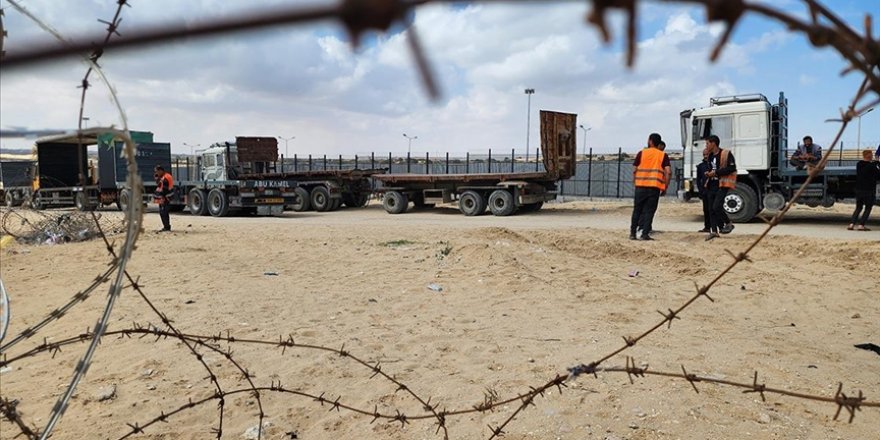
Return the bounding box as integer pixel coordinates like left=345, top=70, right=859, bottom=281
left=31, top=194, right=44, bottom=210
left=311, top=186, right=332, bottom=212
left=290, top=187, right=311, bottom=212
left=488, top=189, right=516, bottom=216
left=207, top=188, right=230, bottom=217
left=4, top=192, right=15, bottom=207
left=75, top=192, right=95, bottom=211
left=117, top=189, right=131, bottom=211
left=330, top=198, right=343, bottom=211
left=383, top=191, right=408, bottom=214
left=723, top=184, right=758, bottom=223
left=188, top=189, right=209, bottom=216
left=459, top=190, right=486, bottom=216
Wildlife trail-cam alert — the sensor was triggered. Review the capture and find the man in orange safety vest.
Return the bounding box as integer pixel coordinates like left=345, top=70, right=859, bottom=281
left=630, top=133, right=671, bottom=241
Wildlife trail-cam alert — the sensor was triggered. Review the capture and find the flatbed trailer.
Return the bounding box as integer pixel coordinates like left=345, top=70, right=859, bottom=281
left=235, top=168, right=386, bottom=212
left=374, top=110, right=577, bottom=216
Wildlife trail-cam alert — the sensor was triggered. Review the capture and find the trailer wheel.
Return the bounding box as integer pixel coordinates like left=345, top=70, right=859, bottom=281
left=4, top=192, right=15, bottom=207
left=30, top=193, right=44, bottom=210
left=383, top=191, right=408, bottom=214
left=311, top=186, right=332, bottom=212
left=459, top=190, right=486, bottom=216
left=488, top=189, right=516, bottom=216
left=75, top=192, right=96, bottom=211
left=188, top=189, right=209, bottom=216
left=116, top=189, right=131, bottom=211
left=207, top=189, right=230, bottom=217
left=330, top=198, right=343, bottom=211
left=723, top=184, right=758, bottom=223
left=290, top=187, right=311, bottom=212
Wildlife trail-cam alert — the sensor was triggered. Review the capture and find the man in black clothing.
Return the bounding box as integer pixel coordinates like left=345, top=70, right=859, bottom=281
left=704, top=135, right=737, bottom=240
left=695, top=147, right=712, bottom=232
left=847, top=149, right=880, bottom=231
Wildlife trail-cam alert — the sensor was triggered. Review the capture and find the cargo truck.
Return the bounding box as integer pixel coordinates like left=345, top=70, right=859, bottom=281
left=372, top=110, right=577, bottom=216
left=678, top=92, right=878, bottom=222
left=173, top=137, right=384, bottom=214
left=0, top=129, right=167, bottom=211
left=0, top=160, right=35, bottom=207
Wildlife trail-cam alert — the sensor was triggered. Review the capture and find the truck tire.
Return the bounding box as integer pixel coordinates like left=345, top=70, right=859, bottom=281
left=488, top=189, right=516, bottom=216
left=29, top=192, right=44, bottom=210
left=290, top=187, right=311, bottom=212
left=383, top=191, right=408, bottom=214
left=723, top=184, right=758, bottom=223
left=188, top=189, right=209, bottom=216
left=117, top=189, right=131, bottom=211
left=459, top=190, right=486, bottom=216
left=330, top=198, right=343, bottom=211
left=311, top=186, right=332, bottom=212
left=207, top=188, right=230, bottom=217
left=4, top=192, right=15, bottom=207
left=75, top=192, right=95, bottom=211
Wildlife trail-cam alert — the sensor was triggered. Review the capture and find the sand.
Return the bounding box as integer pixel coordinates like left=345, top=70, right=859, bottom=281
left=0, top=199, right=878, bottom=440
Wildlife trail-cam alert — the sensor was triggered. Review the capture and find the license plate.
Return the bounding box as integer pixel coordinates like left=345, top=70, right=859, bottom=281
left=255, top=198, right=284, bottom=204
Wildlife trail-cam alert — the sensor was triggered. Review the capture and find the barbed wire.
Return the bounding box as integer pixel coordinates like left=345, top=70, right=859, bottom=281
left=0, top=0, right=877, bottom=439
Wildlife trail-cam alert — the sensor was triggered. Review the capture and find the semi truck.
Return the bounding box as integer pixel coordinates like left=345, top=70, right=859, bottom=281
left=0, top=160, right=34, bottom=207
left=0, top=129, right=167, bottom=211
left=678, top=92, right=878, bottom=222
left=373, top=110, right=577, bottom=216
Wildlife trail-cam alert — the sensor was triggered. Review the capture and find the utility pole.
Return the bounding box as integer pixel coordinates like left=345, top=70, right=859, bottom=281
left=277, top=135, right=295, bottom=159
left=403, top=133, right=418, bottom=155
left=579, top=125, right=591, bottom=160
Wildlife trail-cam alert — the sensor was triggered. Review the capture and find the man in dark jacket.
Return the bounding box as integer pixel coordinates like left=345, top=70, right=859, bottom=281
left=704, top=135, right=737, bottom=240
left=847, top=149, right=880, bottom=231
left=695, top=147, right=712, bottom=232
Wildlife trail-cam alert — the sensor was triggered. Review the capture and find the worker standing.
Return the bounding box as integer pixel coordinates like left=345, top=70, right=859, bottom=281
left=630, top=133, right=671, bottom=241
left=154, top=165, right=173, bottom=232
left=703, top=135, right=737, bottom=240
left=695, top=147, right=712, bottom=232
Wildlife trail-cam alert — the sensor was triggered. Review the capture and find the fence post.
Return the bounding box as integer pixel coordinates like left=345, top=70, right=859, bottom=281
left=511, top=148, right=515, bottom=173
left=838, top=140, right=843, bottom=166
left=488, top=148, right=492, bottom=173
left=321, top=155, right=326, bottom=171
left=406, top=152, right=411, bottom=173
left=339, top=154, right=342, bottom=170
left=426, top=152, right=430, bottom=174
left=389, top=152, right=392, bottom=171
left=446, top=152, right=449, bottom=174
left=355, top=155, right=358, bottom=170
left=466, top=152, right=470, bottom=174
left=587, top=147, right=593, bottom=197
left=616, top=147, right=622, bottom=198
left=308, top=154, right=313, bottom=171
left=371, top=152, right=375, bottom=170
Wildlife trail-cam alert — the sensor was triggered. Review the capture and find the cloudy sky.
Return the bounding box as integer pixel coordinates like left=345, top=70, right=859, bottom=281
left=1, top=0, right=878, bottom=156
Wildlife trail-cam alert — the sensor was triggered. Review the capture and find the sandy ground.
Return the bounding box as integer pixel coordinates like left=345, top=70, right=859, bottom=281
left=1, top=199, right=878, bottom=440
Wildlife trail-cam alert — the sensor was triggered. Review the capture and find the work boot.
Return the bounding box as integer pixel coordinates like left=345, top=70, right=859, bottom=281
left=720, top=223, right=735, bottom=234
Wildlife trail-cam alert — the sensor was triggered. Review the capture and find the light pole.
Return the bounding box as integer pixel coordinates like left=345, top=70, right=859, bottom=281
left=579, top=124, right=591, bottom=160
left=524, top=88, right=535, bottom=161
left=277, top=135, right=295, bottom=159
left=183, top=142, right=200, bottom=156
left=856, top=106, right=875, bottom=149
left=403, top=133, right=418, bottom=155
left=81, top=117, right=90, bottom=129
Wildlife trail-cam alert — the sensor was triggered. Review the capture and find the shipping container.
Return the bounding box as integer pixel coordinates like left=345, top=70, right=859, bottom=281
left=235, top=137, right=278, bottom=163
left=98, top=141, right=172, bottom=190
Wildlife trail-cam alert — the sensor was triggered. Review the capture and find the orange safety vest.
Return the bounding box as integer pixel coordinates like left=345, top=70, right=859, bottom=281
left=634, top=148, right=666, bottom=190
left=154, top=173, right=174, bottom=204
left=718, top=149, right=736, bottom=189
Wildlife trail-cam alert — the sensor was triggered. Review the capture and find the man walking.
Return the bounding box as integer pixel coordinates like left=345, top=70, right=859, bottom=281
left=630, top=133, right=671, bottom=241
left=154, top=165, right=173, bottom=232
left=703, top=135, right=737, bottom=240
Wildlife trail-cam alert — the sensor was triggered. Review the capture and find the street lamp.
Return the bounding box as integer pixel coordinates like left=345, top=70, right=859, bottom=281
left=81, top=117, right=90, bottom=129
left=856, top=106, right=875, bottom=149
left=579, top=124, right=591, bottom=160
left=403, top=133, right=418, bottom=155
left=524, top=88, right=535, bottom=161
left=277, top=135, right=295, bottom=159
left=183, top=142, right=200, bottom=156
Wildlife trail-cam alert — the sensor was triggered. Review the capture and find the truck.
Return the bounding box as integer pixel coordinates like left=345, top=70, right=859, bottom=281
left=239, top=168, right=383, bottom=213
left=678, top=92, right=879, bottom=222
left=0, top=129, right=168, bottom=211
left=1, top=160, right=35, bottom=207
left=372, top=110, right=577, bottom=216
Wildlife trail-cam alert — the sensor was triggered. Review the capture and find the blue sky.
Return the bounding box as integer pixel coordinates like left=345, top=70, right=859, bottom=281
left=0, top=0, right=877, bottom=155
